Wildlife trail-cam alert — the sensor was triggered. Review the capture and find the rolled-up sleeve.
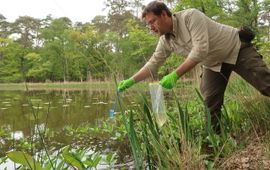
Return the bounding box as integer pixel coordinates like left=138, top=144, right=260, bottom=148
left=143, top=38, right=171, bottom=74
left=186, top=9, right=209, bottom=62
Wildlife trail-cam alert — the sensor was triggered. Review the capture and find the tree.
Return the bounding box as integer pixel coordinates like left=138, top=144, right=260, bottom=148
left=40, top=17, right=72, bottom=82
left=0, top=38, right=24, bottom=82
left=233, top=0, right=260, bottom=28
left=105, top=0, right=138, bottom=36
left=24, top=52, right=50, bottom=82
left=77, top=25, right=112, bottom=80
left=130, top=0, right=144, bottom=17
left=175, top=0, right=224, bottom=18
left=11, top=16, right=42, bottom=48
left=91, top=15, right=109, bottom=33
left=260, top=0, right=270, bottom=40
left=0, top=14, right=11, bottom=38
left=117, top=19, right=157, bottom=78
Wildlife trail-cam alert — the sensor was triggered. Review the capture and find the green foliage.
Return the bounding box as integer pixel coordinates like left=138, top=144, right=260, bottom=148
left=159, top=53, right=184, bottom=77
left=174, top=0, right=224, bottom=17
left=105, top=152, right=117, bottom=166
left=62, top=146, right=87, bottom=170
left=11, top=16, right=42, bottom=48
left=0, top=0, right=269, bottom=83
left=0, top=38, right=23, bottom=82
left=117, top=19, right=157, bottom=77
left=7, top=151, right=43, bottom=170
left=257, top=40, right=270, bottom=65
left=232, top=0, right=260, bottom=28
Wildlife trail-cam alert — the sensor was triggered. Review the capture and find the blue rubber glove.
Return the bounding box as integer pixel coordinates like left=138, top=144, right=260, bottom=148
left=117, top=78, right=135, bottom=92
left=159, top=71, right=179, bottom=89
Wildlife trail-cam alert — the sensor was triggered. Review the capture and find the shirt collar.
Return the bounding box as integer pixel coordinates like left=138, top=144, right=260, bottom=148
left=165, top=14, right=177, bottom=39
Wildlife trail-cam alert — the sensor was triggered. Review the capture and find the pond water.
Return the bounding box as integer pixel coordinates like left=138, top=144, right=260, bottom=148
left=0, top=89, right=144, bottom=168
left=0, top=87, right=181, bottom=168
left=0, top=90, right=116, bottom=134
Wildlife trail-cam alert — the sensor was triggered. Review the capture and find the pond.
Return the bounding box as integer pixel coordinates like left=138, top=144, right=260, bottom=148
left=0, top=89, right=118, bottom=133
left=0, top=88, right=145, bottom=168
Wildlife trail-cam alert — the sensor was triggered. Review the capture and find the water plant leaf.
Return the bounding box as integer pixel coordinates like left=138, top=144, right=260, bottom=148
left=141, top=95, right=160, bottom=140
left=84, top=152, right=102, bottom=168
left=128, top=111, right=144, bottom=169
left=62, top=150, right=86, bottom=170
left=55, top=159, right=65, bottom=170
left=7, top=151, right=43, bottom=170
left=141, top=123, right=154, bottom=170
left=105, top=152, right=116, bottom=164
left=172, top=89, right=191, bottom=142
left=116, top=85, right=144, bottom=169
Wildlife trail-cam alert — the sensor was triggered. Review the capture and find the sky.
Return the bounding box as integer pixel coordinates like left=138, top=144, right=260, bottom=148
left=0, top=0, right=152, bottom=23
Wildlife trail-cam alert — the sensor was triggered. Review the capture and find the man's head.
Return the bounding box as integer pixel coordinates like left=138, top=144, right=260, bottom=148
left=142, top=1, right=173, bottom=36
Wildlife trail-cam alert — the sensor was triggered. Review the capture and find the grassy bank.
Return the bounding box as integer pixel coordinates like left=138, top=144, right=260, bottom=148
left=0, top=79, right=194, bottom=91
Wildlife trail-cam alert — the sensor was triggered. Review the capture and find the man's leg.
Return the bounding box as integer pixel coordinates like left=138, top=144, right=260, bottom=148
left=234, top=43, right=270, bottom=96
left=200, top=64, right=233, bottom=134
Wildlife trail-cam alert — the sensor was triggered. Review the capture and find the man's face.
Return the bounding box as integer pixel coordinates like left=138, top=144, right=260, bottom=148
left=145, top=11, right=171, bottom=36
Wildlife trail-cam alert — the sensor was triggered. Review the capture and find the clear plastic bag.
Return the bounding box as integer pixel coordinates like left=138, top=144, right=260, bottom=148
left=149, top=82, right=167, bottom=127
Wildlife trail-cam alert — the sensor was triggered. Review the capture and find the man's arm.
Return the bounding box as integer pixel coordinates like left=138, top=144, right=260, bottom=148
left=117, top=66, right=152, bottom=92
left=118, top=38, right=170, bottom=92
left=175, top=58, right=198, bottom=77
left=132, top=67, right=153, bottom=83
left=159, top=57, right=199, bottom=89
left=132, top=57, right=198, bottom=83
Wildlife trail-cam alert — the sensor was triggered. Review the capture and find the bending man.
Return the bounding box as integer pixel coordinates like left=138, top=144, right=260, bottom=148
left=118, top=1, right=270, bottom=133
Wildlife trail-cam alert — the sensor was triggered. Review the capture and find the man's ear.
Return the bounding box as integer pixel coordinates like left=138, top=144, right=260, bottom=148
left=161, top=10, right=167, bottom=17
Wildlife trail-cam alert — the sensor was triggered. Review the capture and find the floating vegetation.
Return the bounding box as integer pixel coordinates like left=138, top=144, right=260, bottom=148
left=66, top=98, right=72, bottom=103
left=30, top=99, right=42, bottom=102
left=32, top=106, right=43, bottom=110
left=92, top=102, right=108, bottom=105
left=2, top=102, right=10, bottom=104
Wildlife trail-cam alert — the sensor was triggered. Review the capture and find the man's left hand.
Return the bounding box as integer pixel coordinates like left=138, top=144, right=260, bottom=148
left=159, top=71, right=179, bottom=89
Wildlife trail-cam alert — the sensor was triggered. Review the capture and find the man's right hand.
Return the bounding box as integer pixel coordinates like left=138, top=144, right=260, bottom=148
left=117, top=78, right=135, bottom=92
left=159, top=71, right=179, bottom=89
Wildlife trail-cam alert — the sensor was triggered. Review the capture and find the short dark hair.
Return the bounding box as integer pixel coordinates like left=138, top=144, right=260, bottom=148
left=142, top=1, right=172, bottom=19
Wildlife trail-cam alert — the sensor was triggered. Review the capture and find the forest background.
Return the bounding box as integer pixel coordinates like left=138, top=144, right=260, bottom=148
left=0, top=0, right=269, bottom=83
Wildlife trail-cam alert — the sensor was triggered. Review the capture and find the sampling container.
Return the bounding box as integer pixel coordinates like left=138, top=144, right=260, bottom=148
left=149, top=82, right=167, bottom=127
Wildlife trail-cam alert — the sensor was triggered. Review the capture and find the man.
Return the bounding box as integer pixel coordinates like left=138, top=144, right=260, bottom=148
left=117, top=1, right=270, bottom=133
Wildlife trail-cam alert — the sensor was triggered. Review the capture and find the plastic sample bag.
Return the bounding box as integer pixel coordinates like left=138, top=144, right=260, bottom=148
left=149, top=82, right=167, bottom=127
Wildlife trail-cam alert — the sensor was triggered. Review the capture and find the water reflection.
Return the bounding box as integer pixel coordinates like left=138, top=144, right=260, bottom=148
left=0, top=89, right=116, bottom=138
left=0, top=88, right=150, bottom=167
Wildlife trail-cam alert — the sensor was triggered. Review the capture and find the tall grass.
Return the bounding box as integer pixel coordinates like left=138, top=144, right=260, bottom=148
left=118, top=88, right=205, bottom=169
left=226, top=75, right=270, bottom=137
left=119, top=74, right=270, bottom=169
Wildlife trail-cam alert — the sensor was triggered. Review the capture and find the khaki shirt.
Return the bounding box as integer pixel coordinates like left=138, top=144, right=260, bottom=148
left=143, top=9, right=241, bottom=73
